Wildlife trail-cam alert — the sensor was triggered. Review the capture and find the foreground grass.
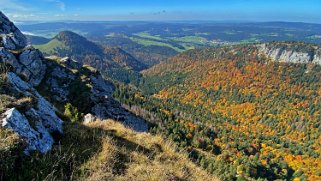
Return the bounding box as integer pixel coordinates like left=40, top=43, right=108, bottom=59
left=0, top=119, right=218, bottom=181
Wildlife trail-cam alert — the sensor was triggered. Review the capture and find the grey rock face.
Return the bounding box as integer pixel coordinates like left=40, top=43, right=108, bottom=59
left=19, top=47, right=46, bottom=86
left=1, top=108, right=54, bottom=154
left=0, top=47, right=22, bottom=72
left=35, top=93, right=63, bottom=133
left=0, top=11, right=27, bottom=49
left=90, top=75, right=148, bottom=132
left=314, top=50, right=321, bottom=64
left=0, top=47, right=46, bottom=86
left=2, top=72, right=64, bottom=154
left=257, top=43, right=321, bottom=65
left=1, top=11, right=46, bottom=86
left=7, top=72, right=33, bottom=94
left=44, top=64, right=75, bottom=102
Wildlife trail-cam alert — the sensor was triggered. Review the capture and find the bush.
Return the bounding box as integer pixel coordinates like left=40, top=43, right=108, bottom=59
left=64, top=103, right=82, bottom=123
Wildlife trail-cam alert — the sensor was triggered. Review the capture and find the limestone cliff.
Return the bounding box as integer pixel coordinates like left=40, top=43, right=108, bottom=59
left=257, top=42, right=321, bottom=64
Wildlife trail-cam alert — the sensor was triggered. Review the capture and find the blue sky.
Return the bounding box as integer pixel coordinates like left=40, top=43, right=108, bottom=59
left=1, top=0, right=320, bottom=23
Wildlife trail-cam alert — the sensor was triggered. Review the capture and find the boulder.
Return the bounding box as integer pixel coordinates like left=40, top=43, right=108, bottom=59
left=60, top=57, right=82, bottom=69
left=83, top=113, right=96, bottom=124
left=314, top=50, right=321, bottom=64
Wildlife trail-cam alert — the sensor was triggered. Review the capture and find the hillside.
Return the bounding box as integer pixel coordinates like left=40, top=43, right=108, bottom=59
left=34, top=31, right=146, bottom=83
left=25, top=34, right=50, bottom=45
left=114, top=42, right=321, bottom=180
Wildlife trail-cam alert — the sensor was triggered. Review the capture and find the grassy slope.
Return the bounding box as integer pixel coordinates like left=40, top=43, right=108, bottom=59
left=33, top=39, right=66, bottom=54
left=80, top=120, right=218, bottom=181
left=1, top=119, right=218, bottom=181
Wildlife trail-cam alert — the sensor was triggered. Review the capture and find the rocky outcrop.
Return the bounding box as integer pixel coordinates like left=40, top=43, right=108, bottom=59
left=1, top=73, right=63, bottom=154
left=0, top=46, right=46, bottom=86
left=0, top=12, right=46, bottom=86
left=90, top=75, right=148, bottom=132
left=0, top=11, right=63, bottom=154
left=7, top=72, right=63, bottom=134
left=19, top=47, right=47, bottom=86
left=0, top=12, right=27, bottom=50
left=257, top=43, right=321, bottom=65
left=42, top=56, right=148, bottom=132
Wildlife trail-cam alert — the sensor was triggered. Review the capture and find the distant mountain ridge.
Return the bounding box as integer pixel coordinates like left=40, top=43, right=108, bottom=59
left=36, top=30, right=146, bottom=71
left=34, top=30, right=147, bottom=84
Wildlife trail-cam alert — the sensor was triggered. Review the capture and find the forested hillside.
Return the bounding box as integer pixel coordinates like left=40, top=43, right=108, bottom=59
left=114, top=43, right=321, bottom=180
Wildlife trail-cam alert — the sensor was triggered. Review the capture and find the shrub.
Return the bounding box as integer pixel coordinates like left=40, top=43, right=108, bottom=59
left=64, top=103, right=82, bottom=123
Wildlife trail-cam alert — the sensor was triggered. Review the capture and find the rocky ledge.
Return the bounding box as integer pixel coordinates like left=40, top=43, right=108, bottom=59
left=257, top=43, right=321, bottom=64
